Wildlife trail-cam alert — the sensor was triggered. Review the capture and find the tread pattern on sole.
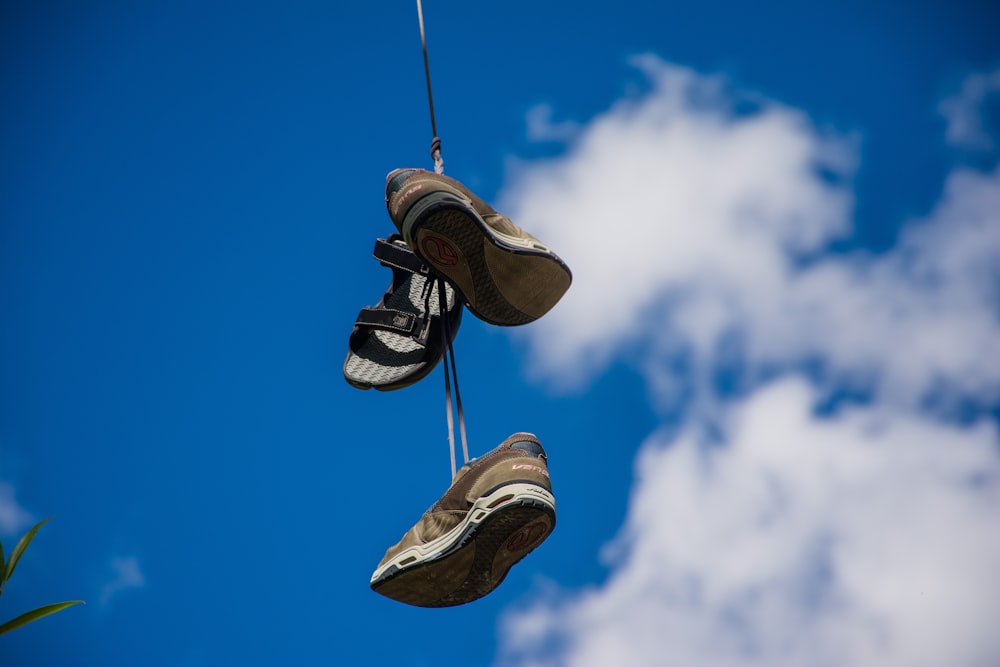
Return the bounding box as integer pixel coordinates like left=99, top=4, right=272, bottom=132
left=412, top=203, right=570, bottom=327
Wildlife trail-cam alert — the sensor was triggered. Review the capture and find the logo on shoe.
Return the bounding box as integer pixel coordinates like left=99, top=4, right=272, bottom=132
left=392, top=183, right=424, bottom=217
left=506, top=521, right=547, bottom=552
left=421, top=235, right=460, bottom=267
left=512, top=463, right=549, bottom=478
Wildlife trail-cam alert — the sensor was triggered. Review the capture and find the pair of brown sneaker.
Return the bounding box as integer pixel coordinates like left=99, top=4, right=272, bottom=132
left=363, top=169, right=571, bottom=607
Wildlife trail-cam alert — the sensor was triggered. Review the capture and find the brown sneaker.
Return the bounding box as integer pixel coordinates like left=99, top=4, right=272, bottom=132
left=370, top=433, right=556, bottom=607
left=385, top=169, right=572, bottom=327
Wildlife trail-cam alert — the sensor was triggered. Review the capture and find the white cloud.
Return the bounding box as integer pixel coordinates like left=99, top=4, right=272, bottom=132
left=775, top=166, right=1000, bottom=409
left=495, top=60, right=1000, bottom=667
left=0, top=482, right=33, bottom=537
left=939, top=67, right=1000, bottom=150
left=502, top=57, right=1000, bottom=412
left=498, top=379, right=1000, bottom=667
left=502, top=56, right=857, bottom=395
left=100, top=556, right=146, bottom=606
left=526, top=103, right=582, bottom=143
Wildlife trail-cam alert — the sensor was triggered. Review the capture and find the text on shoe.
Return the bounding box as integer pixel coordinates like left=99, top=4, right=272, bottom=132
left=511, top=463, right=549, bottom=478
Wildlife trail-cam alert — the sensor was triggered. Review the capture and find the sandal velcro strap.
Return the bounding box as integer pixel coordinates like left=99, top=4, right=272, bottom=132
left=355, top=306, right=421, bottom=335
left=373, top=238, right=427, bottom=275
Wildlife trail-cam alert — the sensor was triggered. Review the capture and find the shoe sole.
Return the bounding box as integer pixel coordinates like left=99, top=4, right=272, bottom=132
left=370, top=482, right=556, bottom=607
left=401, top=192, right=572, bottom=327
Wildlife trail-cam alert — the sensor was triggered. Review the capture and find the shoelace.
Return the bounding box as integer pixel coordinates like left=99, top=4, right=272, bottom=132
left=437, top=280, right=468, bottom=478
left=416, top=0, right=458, bottom=468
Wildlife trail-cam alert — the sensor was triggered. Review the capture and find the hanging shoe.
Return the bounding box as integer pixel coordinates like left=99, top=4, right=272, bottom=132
left=343, top=235, right=462, bottom=391
left=370, top=433, right=556, bottom=607
left=385, top=169, right=572, bottom=327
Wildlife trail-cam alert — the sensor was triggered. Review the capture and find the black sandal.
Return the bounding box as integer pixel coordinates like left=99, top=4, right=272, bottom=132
left=343, top=236, right=463, bottom=391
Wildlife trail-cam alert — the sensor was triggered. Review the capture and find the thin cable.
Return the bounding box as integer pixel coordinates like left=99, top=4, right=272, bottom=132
left=415, top=0, right=436, bottom=139
left=416, top=0, right=444, bottom=174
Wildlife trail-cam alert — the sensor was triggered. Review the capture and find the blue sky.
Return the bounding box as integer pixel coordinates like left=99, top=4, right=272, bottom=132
left=2, top=2, right=999, bottom=666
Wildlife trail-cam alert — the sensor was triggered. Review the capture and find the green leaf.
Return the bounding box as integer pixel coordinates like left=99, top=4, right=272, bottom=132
left=0, top=600, right=84, bottom=636
left=3, top=517, right=52, bottom=585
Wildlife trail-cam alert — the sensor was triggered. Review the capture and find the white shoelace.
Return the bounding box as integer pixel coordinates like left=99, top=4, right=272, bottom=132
left=436, top=280, right=468, bottom=478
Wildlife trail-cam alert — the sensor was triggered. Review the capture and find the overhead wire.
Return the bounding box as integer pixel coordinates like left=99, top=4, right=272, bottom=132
left=416, top=0, right=444, bottom=174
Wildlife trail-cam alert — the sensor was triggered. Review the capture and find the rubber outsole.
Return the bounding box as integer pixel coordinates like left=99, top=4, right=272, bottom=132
left=402, top=194, right=571, bottom=327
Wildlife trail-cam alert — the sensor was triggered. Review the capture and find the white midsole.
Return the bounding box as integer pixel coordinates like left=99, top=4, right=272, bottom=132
left=370, top=482, right=555, bottom=583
